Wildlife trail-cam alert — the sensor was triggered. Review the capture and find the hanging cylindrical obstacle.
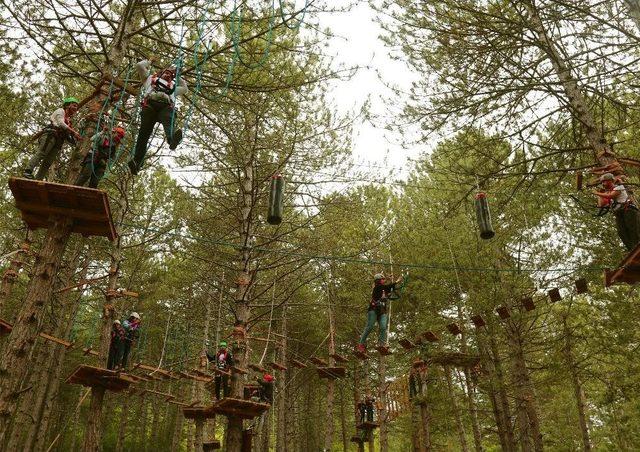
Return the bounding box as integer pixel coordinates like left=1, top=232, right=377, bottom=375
left=474, top=192, right=495, bottom=240
left=267, top=174, right=285, bottom=225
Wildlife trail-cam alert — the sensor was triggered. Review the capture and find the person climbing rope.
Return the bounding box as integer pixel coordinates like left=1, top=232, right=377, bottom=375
left=128, top=59, right=188, bottom=175
left=408, top=359, right=428, bottom=403
left=120, top=312, right=141, bottom=369
left=206, top=340, right=234, bottom=400
left=23, top=97, right=82, bottom=180
left=256, top=373, right=274, bottom=404
left=75, top=126, right=126, bottom=188
left=107, top=320, right=126, bottom=370
left=593, top=173, right=640, bottom=251
left=356, top=273, right=404, bottom=353
left=357, top=399, right=367, bottom=424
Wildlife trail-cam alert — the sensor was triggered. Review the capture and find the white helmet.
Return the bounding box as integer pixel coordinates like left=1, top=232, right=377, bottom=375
left=114, top=320, right=121, bottom=325
left=373, top=273, right=384, bottom=280
left=130, top=312, right=141, bottom=320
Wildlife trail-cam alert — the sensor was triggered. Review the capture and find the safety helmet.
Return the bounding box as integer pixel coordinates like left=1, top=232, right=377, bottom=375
left=263, top=373, right=274, bottom=382
left=373, top=273, right=384, bottom=281
left=219, top=341, right=228, bottom=347
left=63, top=97, right=79, bottom=106
left=113, top=126, right=126, bottom=138
left=600, top=173, right=615, bottom=182
left=130, top=312, right=141, bottom=320
left=114, top=320, right=121, bottom=325
left=161, top=66, right=177, bottom=77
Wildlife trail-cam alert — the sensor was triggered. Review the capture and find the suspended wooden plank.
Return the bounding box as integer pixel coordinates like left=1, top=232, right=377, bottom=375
left=248, top=363, right=267, bottom=373
left=398, top=338, right=416, bottom=350
left=548, top=288, right=562, bottom=303
left=353, top=349, right=369, bottom=360
left=446, top=323, right=462, bottom=336
left=329, top=353, right=349, bottom=363
left=66, top=364, right=136, bottom=392
left=182, top=406, right=217, bottom=419
left=210, top=397, right=270, bottom=420
left=213, top=368, right=231, bottom=377
left=230, top=366, right=248, bottom=375
left=203, top=440, right=221, bottom=451
left=134, top=363, right=176, bottom=379
left=575, top=278, right=589, bottom=294
left=290, top=359, right=307, bottom=369
left=0, top=318, right=12, bottom=335
left=39, top=332, right=73, bottom=348
left=605, top=243, right=640, bottom=286
left=375, top=345, right=393, bottom=356
left=576, top=171, right=583, bottom=190
left=317, top=366, right=347, bottom=379
left=268, top=362, right=287, bottom=372
left=496, top=306, right=510, bottom=319
left=521, top=297, right=535, bottom=311
left=310, top=357, right=328, bottom=366
left=422, top=331, right=439, bottom=342
left=82, top=347, right=99, bottom=357
left=8, top=177, right=117, bottom=241
left=470, top=315, right=486, bottom=328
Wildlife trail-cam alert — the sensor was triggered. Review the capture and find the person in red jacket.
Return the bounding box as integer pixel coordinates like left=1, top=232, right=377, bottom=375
left=75, top=126, right=126, bottom=188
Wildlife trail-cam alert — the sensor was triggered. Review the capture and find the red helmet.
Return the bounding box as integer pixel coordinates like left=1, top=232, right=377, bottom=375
left=114, top=127, right=126, bottom=138
left=263, top=373, right=274, bottom=382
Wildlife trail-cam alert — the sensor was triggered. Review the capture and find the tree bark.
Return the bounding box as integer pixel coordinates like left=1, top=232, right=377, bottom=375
left=339, top=384, right=348, bottom=452
left=115, top=396, right=129, bottom=452
left=444, top=366, right=469, bottom=452
left=378, top=354, right=388, bottom=452
left=0, top=239, right=30, bottom=315
left=194, top=418, right=204, bottom=452
left=419, top=401, right=431, bottom=452
left=276, top=305, right=288, bottom=452
left=411, top=403, right=423, bottom=452
left=170, top=404, right=185, bottom=452
left=82, top=387, right=106, bottom=452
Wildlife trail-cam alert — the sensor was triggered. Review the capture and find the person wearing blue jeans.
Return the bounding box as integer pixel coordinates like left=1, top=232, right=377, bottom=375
left=356, top=273, right=403, bottom=353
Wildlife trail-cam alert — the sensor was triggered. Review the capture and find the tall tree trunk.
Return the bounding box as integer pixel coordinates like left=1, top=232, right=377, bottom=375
left=276, top=305, right=288, bottom=452
left=82, top=387, right=106, bottom=452
left=194, top=418, right=204, bottom=452
left=0, top=239, right=30, bottom=315
left=419, top=401, right=431, bottom=452
left=411, top=403, right=423, bottom=452
left=458, top=307, right=482, bottom=452
left=339, top=384, right=348, bottom=452
left=325, top=301, right=336, bottom=451
left=224, top=124, right=257, bottom=452
left=171, top=403, right=185, bottom=452
left=444, top=366, right=469, bottom=452
left=0, top=0, right=138, bottom=439
left=487, top=325, right=516, bottom=450
left=115, top=396, right=129, bottom=452
left=562, top=318, right=591, bottom=451
left=378, top=354, right=388, bottom=452
left=507, top=322, right=543, bottom=452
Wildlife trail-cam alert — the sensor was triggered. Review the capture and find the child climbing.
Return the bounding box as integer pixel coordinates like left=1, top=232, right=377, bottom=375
left=75, top=126, right=126, bottom=188
left=256, top=373, right=274, bottom=404
left=128, top=59, right=188, bottom=175
left=107, top=320, right=126, bottom=370
left=357, top=395, right=375, bottom=425
left=23, top=97, right=82, bottom=180
left=206, top=341, right=234, bottom=400
left=593, top=173, right=640, bottom=250
left=120, top=312, right=141, bottom=369
left=356, top=273, right=404, bottom=353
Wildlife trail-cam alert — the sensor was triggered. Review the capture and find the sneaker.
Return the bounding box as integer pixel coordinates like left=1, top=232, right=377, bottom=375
left=169, top=129, right=183, bottom=150
left=356, top=344, right=366, bottom=354
left=23, top=169, right=34, bottom=179
left=127, top=160, right=139, bottom=175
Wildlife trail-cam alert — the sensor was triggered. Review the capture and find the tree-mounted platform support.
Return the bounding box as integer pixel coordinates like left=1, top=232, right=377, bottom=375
left=66, top=365, right=137, bottom=391
left=356, top=421, right=379, bottom=430
left=210, top=397, right=270, bottom=420
left=8, top=178, right=117, bottom=241
left=316, top=366, right=347, bottom=380
left=604, top=242, right=640, bottom=286
left=182, top=406, right=217, bottom=420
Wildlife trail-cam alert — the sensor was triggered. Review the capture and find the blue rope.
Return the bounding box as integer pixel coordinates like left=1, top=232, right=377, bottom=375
left=233, top=0, right=277, bottom=70
left=168, top=19, right=187, bottom=140
left=279, top=0, right=309, bottom=30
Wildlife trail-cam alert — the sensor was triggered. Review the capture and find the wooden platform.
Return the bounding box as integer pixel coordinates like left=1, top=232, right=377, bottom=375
left=8, top=177, right=117, bottom=241
left=182, top=406, right=217, bottom=419
left=316, top=366, right=346, bottom=379
left=203, top=440, right=221, bottom=451
left=0, top=318, right=12, bottom=335
left=356, top=421, right=379, bottom=430
left=399, top=338, right=415, bottom=350
left=211, top=397, right=270, bottom=419
left=66, top=364, right=136, bottom=391
left=605, top=243, right=640, bottom=286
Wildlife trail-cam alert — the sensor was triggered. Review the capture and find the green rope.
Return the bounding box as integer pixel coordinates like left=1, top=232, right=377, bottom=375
left=232, top=0, right=277, bottom=70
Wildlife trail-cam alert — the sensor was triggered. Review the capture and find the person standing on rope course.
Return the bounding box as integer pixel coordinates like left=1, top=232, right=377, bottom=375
left=107, top=320, right=126, bottom=370
left=23, top=97, right=83, bottom=180
left=206, top=340, right=234, bottom=400
left=593, top=172, right=640, bottom=251
left=408, top=358, right=428, bottom=403
left=256, top=373, right=274, bottom=404
left=75, top=126, right=126, bottom=188
left=120, top=312, right=141, bottom=369
left=128, top=59, right=188, bottom=175
left=356, top=273, right=404, bottom=354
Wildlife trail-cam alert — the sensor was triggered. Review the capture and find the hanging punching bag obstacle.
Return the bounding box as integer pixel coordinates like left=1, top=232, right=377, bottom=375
left=267, top=174, right=284, bottom=225
left=474, top=192, right=495, bottom=239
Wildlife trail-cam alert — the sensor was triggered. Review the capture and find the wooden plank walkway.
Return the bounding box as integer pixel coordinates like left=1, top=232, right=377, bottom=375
left=66, top=364, right=136, bottom=391
left=605, top=243, right=640, bottom=286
